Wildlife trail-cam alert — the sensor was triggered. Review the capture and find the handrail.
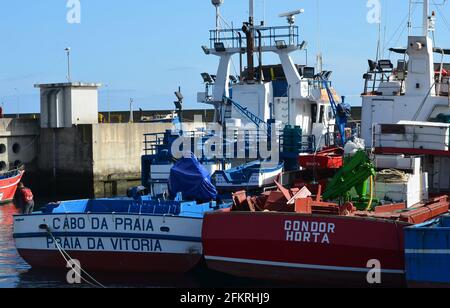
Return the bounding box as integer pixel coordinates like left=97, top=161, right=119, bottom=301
left=223, top=96, right=272, bottom=140
left=209, top=25, right=300, bottom=49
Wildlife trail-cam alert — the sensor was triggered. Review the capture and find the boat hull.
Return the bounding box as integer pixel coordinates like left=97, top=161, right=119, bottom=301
left=16, top=249, right=201, bottom=273
left=405, top=215, right=450, bottom=287
left=202, top=212, right=409, bottom=287
left=0, top=170, right=24, bottom=204
left=14, top=213, right=204, bottom=273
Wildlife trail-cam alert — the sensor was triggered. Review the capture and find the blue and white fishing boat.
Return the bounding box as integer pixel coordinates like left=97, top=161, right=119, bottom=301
left=213, top=161, right=284, bottom=192
left=405, top=213, right=450, bottom=287
left=14, top=156, right=231, bottom=274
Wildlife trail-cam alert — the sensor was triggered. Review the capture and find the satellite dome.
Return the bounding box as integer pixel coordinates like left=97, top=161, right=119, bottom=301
left=211, top=0, right=224, bottom=7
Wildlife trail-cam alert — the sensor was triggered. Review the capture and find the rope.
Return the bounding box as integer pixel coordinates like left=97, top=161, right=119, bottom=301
left=375, top=169, right=409, bottom=183
left=45, top=228, right=106, bottom=288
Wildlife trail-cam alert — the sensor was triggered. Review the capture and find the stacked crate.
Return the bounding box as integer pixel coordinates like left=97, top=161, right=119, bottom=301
left=282, top=126, right=303, bottom=171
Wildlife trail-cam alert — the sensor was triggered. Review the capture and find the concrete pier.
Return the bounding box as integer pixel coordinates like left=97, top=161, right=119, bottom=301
left=0, top=118, right=193, bottom=199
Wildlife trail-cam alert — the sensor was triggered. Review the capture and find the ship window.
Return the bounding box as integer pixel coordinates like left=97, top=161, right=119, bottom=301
left=0, top=144, right=5, bottom=154
left=311, top=104, right=318, bottom=123
left=319, top=106, right=325, bottom=123
left=14, top=160, right=22, bottom=168
left=0, top=161, right=6, bottom=171
left=328, top=107, right=334, bottom=120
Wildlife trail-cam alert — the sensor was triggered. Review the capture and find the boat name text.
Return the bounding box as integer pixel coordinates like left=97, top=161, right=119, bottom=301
left=284, top=220, right=335, bottom=244
left=51, top=216, right=155, bottom=232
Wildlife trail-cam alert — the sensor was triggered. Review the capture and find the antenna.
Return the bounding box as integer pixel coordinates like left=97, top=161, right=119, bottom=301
left=423, top=0, right=430, bottom=36
left=249, top=0, right=254, bottom=24
left=211, top=0, right=224, bottom=41
left=279, top=9, right=305, bottom=25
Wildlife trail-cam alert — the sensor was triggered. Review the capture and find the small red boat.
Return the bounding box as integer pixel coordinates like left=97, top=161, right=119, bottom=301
left=0, top=169, right=24, bottom=204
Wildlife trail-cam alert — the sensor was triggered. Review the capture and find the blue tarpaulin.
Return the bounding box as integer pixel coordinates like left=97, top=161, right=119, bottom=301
left=168, top=153, right=217, bottom=202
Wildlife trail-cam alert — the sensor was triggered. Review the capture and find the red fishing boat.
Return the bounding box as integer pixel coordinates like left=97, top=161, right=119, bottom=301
left=202, top=196, right=449, bottom=287
left=0, top=168, right=24, bottom=204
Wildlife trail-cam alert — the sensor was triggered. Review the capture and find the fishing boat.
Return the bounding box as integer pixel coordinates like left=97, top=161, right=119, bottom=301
left=405, top=214, right=450, bottom=287
left=14, top=154, right=231, bottom=273
left=0, top=168, right=24, bottom=205
left=14, top=196, right=229, bottom=273
left=202, top=152, right=448, bottom=286
left=213, top=161, right=284, bottom=193
left=200, top=0, right=450, bottom=287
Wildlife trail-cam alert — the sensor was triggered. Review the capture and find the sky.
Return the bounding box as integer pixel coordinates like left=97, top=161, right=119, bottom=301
left=1, top=0, right=450, bottom=114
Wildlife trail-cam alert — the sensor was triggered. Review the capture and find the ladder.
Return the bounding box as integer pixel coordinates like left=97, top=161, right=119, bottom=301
left=223, top=97, right=271, bottom=138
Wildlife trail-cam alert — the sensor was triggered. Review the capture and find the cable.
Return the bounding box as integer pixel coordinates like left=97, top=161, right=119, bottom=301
left=46, top=229, right=106, bottom=288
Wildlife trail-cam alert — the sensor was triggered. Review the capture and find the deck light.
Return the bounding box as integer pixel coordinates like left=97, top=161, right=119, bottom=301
left=214, top=42, right=226, bottom=52
left=201, top=73, right=215, bottom=84
left=202, top=45, right=210, bottom=55
left=275, top=40, right=287, bottom=49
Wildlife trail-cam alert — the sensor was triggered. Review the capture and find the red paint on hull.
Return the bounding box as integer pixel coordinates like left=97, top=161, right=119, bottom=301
left=202, top=212, right=409, bottom=286
left=0, top=170, right=24, bottom=204
left=18, top=249, right=202, bottom=274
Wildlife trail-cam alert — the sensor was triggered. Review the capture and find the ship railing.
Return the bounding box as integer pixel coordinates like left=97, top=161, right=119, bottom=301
left=362, top=67, right=405, bottom=96
left=143, top=132, right=168, bottom=156
left=209, top=25, right=300, bottom=50
left=373, top=131, right=450, bottom=150
left=143, top=129, right=281, bottom=162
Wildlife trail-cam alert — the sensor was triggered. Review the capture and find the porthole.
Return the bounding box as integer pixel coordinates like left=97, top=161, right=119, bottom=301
left=0, top=161, right=7, bottom=171
left=0, top=144, right=6, bottom=154
left=14, top=160, right=22, bottom=168
left=12, top=143, right=20, bottom=154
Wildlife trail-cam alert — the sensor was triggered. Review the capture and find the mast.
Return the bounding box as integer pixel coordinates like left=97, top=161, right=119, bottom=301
left=423, top=0, right=430, bottom=36
left=407, top=0, right=413, bottom=36
left=249, top=0, right=254, bottom=24
left=212, top=0, right=224, bottom=42
left=243, top=0, right=255, bottom=83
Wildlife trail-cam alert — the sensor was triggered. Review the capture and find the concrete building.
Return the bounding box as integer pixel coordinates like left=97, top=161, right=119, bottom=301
left=35, top=82, right=101, bottom=128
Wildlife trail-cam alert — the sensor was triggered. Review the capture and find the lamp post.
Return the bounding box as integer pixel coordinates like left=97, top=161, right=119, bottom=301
left=65, top=47, right=71, bottom=82
left=14, top=88, right=20, bottom=119
left=129, top=98, right=134, bottom=123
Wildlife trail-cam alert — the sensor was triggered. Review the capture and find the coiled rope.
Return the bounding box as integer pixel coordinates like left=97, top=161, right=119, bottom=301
left=375, top=169, right=409, bottom=183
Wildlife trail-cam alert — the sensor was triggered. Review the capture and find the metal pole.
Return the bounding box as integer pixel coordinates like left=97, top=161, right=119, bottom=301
left=15, top=88, right=20, bottom=119
left=249, top=0, right=254, bottom=24
left=129, top=98, right=134, bottom=123
left=216, top=6, right=220, bottom=42
left=423, top=0, right=429, bottom=36
left=106, top=84, right=111, bottom=123
left=65, top=48, right=71, bottom=82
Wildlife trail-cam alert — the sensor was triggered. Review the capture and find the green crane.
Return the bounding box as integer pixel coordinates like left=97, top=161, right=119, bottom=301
left=322, top=150, right=377, bottom=211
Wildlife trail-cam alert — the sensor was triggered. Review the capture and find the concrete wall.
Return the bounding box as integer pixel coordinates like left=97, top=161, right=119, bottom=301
left=91, top=122, right=174, bottom=197
left=0, top=118, right=40, bottom=172
left=37, top=125, right=95, bottom=198
left=0, top=116, right=205, bottom=200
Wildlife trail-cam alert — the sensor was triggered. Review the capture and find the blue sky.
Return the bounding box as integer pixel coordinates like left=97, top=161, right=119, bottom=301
left=0, top=0, right=450, bottom=114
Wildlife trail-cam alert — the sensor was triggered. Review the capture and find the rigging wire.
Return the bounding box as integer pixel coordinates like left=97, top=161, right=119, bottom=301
left=46, top=228, right=106, bottom=288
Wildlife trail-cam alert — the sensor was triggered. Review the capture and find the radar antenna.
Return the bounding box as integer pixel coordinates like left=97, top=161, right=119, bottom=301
left=279, top=9, right=305, bottom=25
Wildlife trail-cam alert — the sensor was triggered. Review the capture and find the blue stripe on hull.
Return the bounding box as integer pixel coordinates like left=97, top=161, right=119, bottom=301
left=14, top=232, right=201, bottom=243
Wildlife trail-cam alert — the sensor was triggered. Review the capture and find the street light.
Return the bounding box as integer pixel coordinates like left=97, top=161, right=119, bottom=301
left=104, top=84, right=111, bottom=123
left=65, top=47, right=71, bottom=82
left=14, top=88, right=20, bottom=119
left=129, top=98, right=134, bottom=123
